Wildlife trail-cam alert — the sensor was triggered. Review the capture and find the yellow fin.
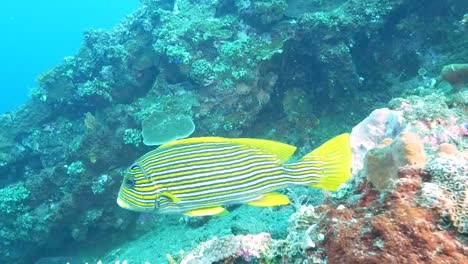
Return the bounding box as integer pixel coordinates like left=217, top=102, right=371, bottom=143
left=159, top=192, right=180, bottom=202
left=184, top=206, right=228, bottom=216
left=230, top=138, right=296, bottom=163
left=247, top=192, right=290, bottom=207
left=286, top=133, right=352, bottom=191
left=160, top=137, right=296, bottom=163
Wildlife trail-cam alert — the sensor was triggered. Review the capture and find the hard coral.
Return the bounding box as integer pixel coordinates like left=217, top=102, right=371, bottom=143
left=422, top=155, right=468, bottom=234
left=320, top=166, right=468, bottom=264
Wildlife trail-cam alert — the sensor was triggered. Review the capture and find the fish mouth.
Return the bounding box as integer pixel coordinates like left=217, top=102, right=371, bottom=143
left=117, top=196, right=131, bottom=209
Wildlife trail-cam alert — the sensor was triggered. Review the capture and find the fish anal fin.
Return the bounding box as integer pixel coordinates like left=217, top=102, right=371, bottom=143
left=247, top=192, right=290, bottom=207
left=184, top=206, right=228, bottom=216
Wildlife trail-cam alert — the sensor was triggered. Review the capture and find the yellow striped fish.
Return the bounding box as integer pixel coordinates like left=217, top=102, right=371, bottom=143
left=117, top=133, right=352, bottom=216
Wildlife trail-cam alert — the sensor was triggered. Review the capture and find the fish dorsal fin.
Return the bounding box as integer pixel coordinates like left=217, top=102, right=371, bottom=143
left=160, top=137, right=296, bottom=163
left=247, top=192, right=290, bottom=207
left=184, top=206, right=228, bottom=216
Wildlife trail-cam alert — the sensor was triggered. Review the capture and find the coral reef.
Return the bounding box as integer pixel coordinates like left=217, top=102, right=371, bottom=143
left=0, top=0, right=466, bottom=263
left=316, top=166, right=467, bottom=263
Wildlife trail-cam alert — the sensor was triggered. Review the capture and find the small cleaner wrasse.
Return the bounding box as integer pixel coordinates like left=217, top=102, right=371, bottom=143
left=117, top=133, right=352, bottom=216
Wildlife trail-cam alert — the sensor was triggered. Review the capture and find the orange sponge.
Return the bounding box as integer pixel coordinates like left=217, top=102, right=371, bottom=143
left=365, top=132, right=427, bottom=191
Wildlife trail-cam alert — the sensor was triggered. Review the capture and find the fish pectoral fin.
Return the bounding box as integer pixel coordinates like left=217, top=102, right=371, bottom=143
left=184, top=206, right=228, bottom=216
left=247, top=192, right=290, bottom=207
left=159, top=192, right=180, bottom=203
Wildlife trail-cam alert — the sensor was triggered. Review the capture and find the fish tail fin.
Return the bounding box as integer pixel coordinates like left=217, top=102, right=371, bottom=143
left=284, top=133, right=352, bottom=191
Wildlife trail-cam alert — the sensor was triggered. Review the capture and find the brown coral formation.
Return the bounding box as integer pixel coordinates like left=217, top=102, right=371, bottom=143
left=364, top=132, right=427, bottom=191
left=441, top=63, right=468, bottom=89
left=318, top=167, right=468, bottom=264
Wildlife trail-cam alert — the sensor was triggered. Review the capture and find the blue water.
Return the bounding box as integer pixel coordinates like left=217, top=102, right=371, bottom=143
left=0, top=0, right=139, bottom=114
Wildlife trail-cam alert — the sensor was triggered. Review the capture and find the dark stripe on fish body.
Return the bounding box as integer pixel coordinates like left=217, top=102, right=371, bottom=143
left=144, top=152, right=269, bottom=181
left=140, top=144, right=242, bottom=168
left=137, top=142, right=230, bottom=164
left=141, top=147, right=252, bottom=179
left=142, top=150, right=259, bottom=176
left=131, top=161, right=321, bottom=205
left=121, top=190, right=153, bottom=207
left=176, top=169, right=321, bottom=203
left=174, top=177, right=294, bottom=207
left=179, top=176, right=319, bottom=207
left=133, top=158, right=279, bottom=194
left=165, top=163, right=282, bottom=193
left=131, top=148, right=256, bottom=183
left=126, top=165, right=284, bottom=206
left=173, top=168, right=287, bottom=201
left=156, top=159, right=278, bottom=186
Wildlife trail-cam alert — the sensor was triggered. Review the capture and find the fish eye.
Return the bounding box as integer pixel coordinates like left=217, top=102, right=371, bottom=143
left=130, top=164, right=140, bottom=170
left=126, top=178, right=136, bottom=187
